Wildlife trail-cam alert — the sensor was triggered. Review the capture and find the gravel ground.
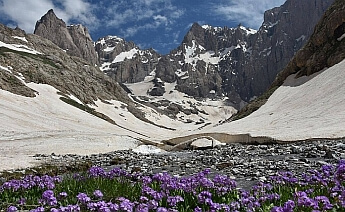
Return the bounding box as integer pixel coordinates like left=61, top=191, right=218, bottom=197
left=32, top=139, right=345, bottom=190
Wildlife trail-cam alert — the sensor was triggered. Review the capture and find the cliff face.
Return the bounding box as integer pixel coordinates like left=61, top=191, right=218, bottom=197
left=0, top=22, right=129, bottom=105
left=31, top=0, right=334, bottom=109
left=95, top=36, right=160, bottom=84
left=96, top=0, right=334, bottom=109
left=34, top=9, right=98, bottom=65
left=232, top=0, right=345, bottom=120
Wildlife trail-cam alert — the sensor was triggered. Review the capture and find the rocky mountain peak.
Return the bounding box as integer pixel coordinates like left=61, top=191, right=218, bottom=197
left=34, top=9, right=98, bottom=65
left=183, top=23, right=206, bottom=47
left=95, top=35, right=160, bottom=83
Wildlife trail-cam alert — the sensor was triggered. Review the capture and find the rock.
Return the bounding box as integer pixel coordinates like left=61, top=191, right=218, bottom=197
left=34, top=9, right=98, bottom=65
left=32, top=139, right=345, bottom=191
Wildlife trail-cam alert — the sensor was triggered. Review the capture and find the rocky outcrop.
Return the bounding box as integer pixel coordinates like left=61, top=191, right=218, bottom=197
left=232, top=0, right=345, bottom=120
left=95, top=36, right=160, bottom=83
left=0, top=23, right=132, bottom=105
left=34, top=9, right=98, bottom=65
left=229, top=0, right=335, bottom=101
left=98, top=0, right=333, bottom=109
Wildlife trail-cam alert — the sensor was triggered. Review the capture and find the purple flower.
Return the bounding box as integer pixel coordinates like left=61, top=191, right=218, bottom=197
left=198, top=191, right=212, bottom=204
left=29, top=207, right=45, bottom=212
left=40, top=190, right=57, bottom=206
left=18, top=197, right=26, bottom=205
left=335, top=160, right=345, bottom=184
left=136, top=203, right=149, bottom=212
left=280, top=200, right=295, bottom=212
left=88, top=166, right=106, bottom=177
left=77, top=192, right=91, bottom=204
left=157, top=207, right=168, bottom=212
left=147, top=199, right=158, bottom=210
left=118, top=198, right=134, bottom=211
left=194, top=206, right=202, bottom=212
left=271, top=206, right=283, bottom=212
left=315, top=196, right=333, bottom=210
left=93, top=189, right=104, bottom=199
left=167, top=195, right=184, bottom=207
left=7, top=206, right=18, bottom=212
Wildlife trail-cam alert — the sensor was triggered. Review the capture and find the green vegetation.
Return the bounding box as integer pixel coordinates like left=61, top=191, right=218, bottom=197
left=59, top=97, right=117, bottom=125
left=0, top=47, right=59, bottom=69
left=0, top=161, right=344, bottom=211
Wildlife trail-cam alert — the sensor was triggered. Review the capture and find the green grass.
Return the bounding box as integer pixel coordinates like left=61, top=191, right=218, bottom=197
left=0, top=46, right=59, bottom=69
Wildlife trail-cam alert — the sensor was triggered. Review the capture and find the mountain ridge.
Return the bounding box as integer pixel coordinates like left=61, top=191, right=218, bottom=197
left=91, top=0, right=334, bottom=109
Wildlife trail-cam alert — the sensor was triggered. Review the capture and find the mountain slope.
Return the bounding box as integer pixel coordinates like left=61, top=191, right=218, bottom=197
left=208, top=0, right=345, bottom=141
left=97, top=0, right=334, bottom=109
left=232, top=0, right=345, bottom=121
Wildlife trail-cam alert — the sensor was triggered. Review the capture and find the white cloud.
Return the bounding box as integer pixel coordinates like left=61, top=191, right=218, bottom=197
left=0, top=0, right=97, bottom=33
left=104, top=0, right=184, bottom=37
left=153, top=15, right=168, bottom=26
left=0, top=0, right=55, bottom=32
left=212, top=0, right=286, bottom=29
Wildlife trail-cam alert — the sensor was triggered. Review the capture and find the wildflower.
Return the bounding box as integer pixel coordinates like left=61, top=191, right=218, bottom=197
left=40, top=190, right=57, bottom=206
left=29, top=207, right=45, bottom=212
left=147, top=199, right=158, bottom=210
left=7, top=206, right=18, bottom=212
left=335, top=160, right=345, bottom=184
left=18, top=197, right=26, bottom=205
left=93, top=189, right=104, bottom=199
left=77, top=192, right=91, bottom=204
left=198, top=191, right=212, bottom=204
left=167, top=195, right=184, bottom=207
left=157, top=207, right=168, bottom=212
left=315, top=196, right=333, bottom=210
left=88, top=166, right=106, bottom=177
left=118, top=197, right=134, bottom=211
left=194, top=206, right=202, bottom=212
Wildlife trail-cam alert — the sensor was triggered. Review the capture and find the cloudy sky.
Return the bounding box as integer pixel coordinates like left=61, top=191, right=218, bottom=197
left=0, top=0, right=286, bottom=54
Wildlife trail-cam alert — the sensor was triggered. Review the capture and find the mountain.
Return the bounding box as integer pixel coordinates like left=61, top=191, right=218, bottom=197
left=1, top=0, right=345, bottom=171
left=34, top=9, right=98, bottom=65
left=208, top=0, right=345, bottom=141
left=95, top=36, right=160, bottom=84
left=97, top=0, right=334, bottom=109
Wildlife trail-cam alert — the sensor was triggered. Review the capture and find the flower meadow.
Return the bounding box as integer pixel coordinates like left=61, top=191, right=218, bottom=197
left=1, top=160, right=345, bottom=212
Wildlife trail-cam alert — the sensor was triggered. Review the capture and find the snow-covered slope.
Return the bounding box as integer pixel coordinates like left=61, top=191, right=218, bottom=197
left=209, top=59, right=345, bottom=141
left=0, top=82, right=143, bottom=171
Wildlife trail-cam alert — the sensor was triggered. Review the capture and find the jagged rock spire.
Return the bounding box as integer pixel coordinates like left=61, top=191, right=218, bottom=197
left=34, top=9, right=98, bottom=65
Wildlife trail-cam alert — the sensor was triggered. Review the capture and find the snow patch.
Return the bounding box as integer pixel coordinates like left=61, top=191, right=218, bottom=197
left=112, top=48, right=139, bottom=63
left=212, top=59, right=345, bottom=141
left=296, top=35, right=306, bottom=42
left=0, top=65, right=13, bottom=73
left=337, top=33, right=345, bottom=41
left=12, top=36, right=28, bottom=43
left=239, top=26, right=257, bottom=35
left=0, top=41, right=42, bottom=55
left=132, top=145, right=165, bottom=154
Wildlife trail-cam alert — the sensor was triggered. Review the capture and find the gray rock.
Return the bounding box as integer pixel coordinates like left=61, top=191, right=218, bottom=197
left=34, top=9, right=98, bottom=65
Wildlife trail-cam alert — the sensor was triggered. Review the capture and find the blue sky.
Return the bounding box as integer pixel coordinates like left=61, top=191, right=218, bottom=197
left=0, top=0, right=285, bottom=54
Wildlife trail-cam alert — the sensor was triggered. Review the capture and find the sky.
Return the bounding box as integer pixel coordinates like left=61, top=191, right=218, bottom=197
left=0, top=0, right=286, bottom=54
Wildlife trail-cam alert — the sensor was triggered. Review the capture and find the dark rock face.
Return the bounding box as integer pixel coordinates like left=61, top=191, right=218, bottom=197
left=97, top=0, right=333, bottom=109
left=95, top=36, right=160, bottom=83
left=34, top=9, right=98, bottom=65
left=231, top=0, right=345, bottom=121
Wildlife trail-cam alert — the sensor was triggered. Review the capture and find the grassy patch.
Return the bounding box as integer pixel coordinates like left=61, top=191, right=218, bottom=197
left=0, top=161, right=344, bottom=211
left=59, top=97, right=117, bottom=126
left=0, top=47, right=59, bottom=69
